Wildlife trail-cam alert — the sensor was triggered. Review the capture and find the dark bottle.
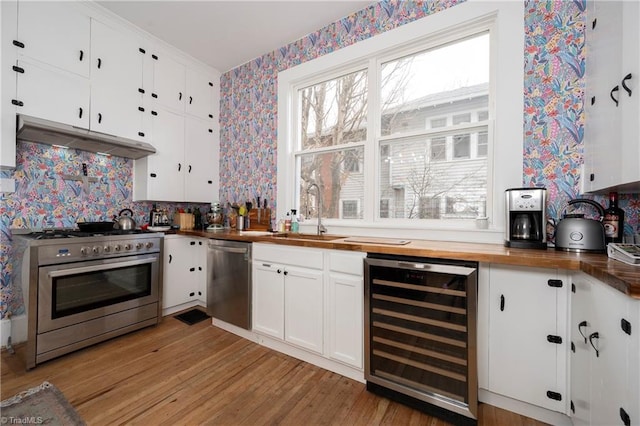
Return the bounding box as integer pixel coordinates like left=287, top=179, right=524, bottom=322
left=194, top=208, right=202, bottom=230
left=603, top=192, right=624, bottom=244
left=149, top=203, right=157, bottom=226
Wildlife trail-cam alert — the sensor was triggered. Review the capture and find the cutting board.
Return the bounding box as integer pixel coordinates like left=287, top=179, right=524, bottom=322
left=342, top=237, right=411, bottom=245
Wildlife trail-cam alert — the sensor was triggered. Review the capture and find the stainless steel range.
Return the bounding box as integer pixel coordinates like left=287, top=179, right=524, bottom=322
left=17, top=229, right=163, bottom=369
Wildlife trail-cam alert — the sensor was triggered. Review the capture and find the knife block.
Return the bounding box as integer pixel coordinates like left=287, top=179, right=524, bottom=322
left=247, top=208, right=271, bottom=230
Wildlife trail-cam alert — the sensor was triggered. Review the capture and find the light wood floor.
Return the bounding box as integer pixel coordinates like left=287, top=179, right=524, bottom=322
left=2, top=312, right=547, bottom=425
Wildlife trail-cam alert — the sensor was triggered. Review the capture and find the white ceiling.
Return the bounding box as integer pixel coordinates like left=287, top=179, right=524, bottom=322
left=96, top=1, right=374, bottom=73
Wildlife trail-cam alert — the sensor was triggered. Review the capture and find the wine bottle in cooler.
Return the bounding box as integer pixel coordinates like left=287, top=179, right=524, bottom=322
left=603, top=192, right=624, bottom=244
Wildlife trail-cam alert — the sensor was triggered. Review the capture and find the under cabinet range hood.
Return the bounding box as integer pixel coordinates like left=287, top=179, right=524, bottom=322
left=16, top=115, right=156, bottom=160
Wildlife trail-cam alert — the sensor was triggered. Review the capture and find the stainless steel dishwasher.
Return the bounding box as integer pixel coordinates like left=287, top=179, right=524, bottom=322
left=206, top=239, right=252, bottom=330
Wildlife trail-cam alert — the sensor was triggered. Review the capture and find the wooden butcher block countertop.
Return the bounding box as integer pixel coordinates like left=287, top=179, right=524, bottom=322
left=179, top=230, right=640, bottom=299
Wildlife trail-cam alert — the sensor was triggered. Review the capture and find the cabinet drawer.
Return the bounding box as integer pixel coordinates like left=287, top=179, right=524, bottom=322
left=253, top=243, right=323, bottom=269
left=329, top=252, right=365, bottom=276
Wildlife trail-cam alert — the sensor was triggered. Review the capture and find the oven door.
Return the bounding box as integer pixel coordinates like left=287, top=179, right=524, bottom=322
left=37, top=253, right=160, bottom=333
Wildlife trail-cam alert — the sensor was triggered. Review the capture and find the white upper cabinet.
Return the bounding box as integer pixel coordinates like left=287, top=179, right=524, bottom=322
left=10, top=1, right=91, bottom=130
left=584, top=1, right=640, bottom=193
left=134, top=108, right=185, bottom=202
left=16, top=1, right=90, bottom=77
left=90, top=19, right=145, bottom=142
left=151, top=53, right=186, bottom=112
left=185, top=67, right=214, bottom=121
left=16, top=58, right=89, bottom=128
left=133, top=109, right=217, bottom=203
left=184, top=117, right=217, bottom=202
left=151, top=50, right=215, bottom=122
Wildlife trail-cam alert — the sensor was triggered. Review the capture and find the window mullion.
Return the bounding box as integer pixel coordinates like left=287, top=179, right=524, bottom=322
left=365, top=57, right=379, bottom=222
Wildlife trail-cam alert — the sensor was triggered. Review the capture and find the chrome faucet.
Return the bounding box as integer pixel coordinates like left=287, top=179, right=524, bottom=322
left=306, top=183, right=327, bottom=235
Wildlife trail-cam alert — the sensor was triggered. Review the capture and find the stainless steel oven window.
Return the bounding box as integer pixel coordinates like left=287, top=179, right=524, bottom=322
left=51, top=262, right=152, bottom=319
left=37, top=255, right=160, bottom=333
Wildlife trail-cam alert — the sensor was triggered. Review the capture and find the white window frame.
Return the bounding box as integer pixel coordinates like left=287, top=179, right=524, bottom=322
left=278, top=0, right=524, bottom=244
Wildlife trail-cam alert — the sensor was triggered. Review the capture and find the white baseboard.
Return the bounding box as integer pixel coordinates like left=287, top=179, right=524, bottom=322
left=479, top=389, right=572, bottom=426
left=211, top=318, right=365, bottom=383
left=0, top=315, right=28, bottom=347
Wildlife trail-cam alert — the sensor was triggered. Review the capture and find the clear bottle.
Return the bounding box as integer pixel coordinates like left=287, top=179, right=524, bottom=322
left=285, top=212, right=292, bottom=232
left=278, top=216, right=286, bottom=233
left=603, top=192, right=625, bottom=244
left=291, top=209, right=299, bottom=233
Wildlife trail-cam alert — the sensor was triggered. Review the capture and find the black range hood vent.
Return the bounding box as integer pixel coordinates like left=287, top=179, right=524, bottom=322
left=16, top=115, right=156, bottom=160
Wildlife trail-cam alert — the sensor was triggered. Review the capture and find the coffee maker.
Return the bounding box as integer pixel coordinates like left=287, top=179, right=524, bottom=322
left=505, top=187, right=547, bottom=249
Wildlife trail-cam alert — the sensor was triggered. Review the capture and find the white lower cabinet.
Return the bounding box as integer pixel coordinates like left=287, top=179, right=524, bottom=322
left=570, top=272, right=639, bottom=426
left=483, top=264, right=570, bottom=413
left=284, top=266, right=324, bottom=353
left=252, top=243, right=364, bottom=369
left=252, top=244, right=324, bottom=354
left=327, top=251, right=365, bottom=368
left=162, top=235, right=206, bottom=314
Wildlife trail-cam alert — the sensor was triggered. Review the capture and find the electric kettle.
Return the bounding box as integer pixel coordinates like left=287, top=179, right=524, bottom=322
left=554, top=199, right=606, bottom=253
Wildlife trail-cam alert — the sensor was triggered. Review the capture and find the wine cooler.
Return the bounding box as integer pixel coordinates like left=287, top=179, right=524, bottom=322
left=364, top=254, right=478, bottom=425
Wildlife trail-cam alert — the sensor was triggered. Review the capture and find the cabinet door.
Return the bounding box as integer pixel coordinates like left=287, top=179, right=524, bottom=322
left=488, top=265, right=566, bottom=412
left=1, top=0, right=18, bottom=169
left=327, top=272, right=363, bottom=368
left=584, top=2, right=623, bottom=192
left=17, top=1, right=90, bottom=78
left=184, top=117, right=216, bottom=203
left=570, top=276, right=592, bottom=426
left=90, top=19, right=145, bottom=142
left=589, top=279, right=630, bottom=426
left=252, top=261, right=284, bottom=339
left=146, top=108, right=185, bottom=201
left=620, top=1, right=640, bottom=186
left=185, top=67, right=213, bottom=121
left=16, top=58, right=89, bottom=128
left=284, top=266, right=324, bottom=354
left=163, top=237, right=192, bottom=309
left=152, top=52, right=185, bottom=112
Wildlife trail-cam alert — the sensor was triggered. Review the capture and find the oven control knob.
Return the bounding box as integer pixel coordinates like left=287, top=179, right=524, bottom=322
left=92, top=246, right=101, bottom=254
left=103, top=245, right=111, bottom=253
left=114, top=244, right=122, bottom=252
left=80, top=246, right=91, bottom=256
left=135, top=243, right=143, bottom=250
left=124, top=244, right=132, bottom=251
left=145, top=242, right=154, bottom=249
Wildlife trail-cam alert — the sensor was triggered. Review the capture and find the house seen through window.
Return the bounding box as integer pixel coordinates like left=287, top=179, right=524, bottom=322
left=294, top=31, right=490, bottom=221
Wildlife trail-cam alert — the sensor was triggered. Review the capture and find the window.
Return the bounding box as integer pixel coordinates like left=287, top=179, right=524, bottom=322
left=279, top=1, right=524, bottom=236
left=430, top=137, right=446, bottom=161
left=477, top=131, right=488, bottom=157
left=453, top=134, right=471, bottom=159
left=343, top=149, right=362, bottom=173
left=341, top=199, right=360, bottom=219
left=379, top=199, right=390, bottom=218
left=430, top=117, right=447, bottom=128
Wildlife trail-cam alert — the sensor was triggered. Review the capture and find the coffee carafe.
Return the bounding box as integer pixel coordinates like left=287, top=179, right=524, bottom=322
left=505, top=188, right=547, bottom=249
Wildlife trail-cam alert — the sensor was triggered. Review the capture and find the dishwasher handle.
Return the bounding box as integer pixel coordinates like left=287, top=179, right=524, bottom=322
left=208, top=243, right=248, bottom=255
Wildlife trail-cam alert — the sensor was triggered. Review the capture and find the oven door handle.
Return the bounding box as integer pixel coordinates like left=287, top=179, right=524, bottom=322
left=47, top=257, right=157, bottom=278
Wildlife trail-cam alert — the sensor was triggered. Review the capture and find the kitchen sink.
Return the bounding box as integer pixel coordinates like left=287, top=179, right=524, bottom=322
left=269, top=233, right=347, bottom=241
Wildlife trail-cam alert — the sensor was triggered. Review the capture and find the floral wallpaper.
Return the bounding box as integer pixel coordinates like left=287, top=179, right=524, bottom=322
left=1, top=0, right=640, bottom=320
left=522, top=0, right=639, bottom=234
